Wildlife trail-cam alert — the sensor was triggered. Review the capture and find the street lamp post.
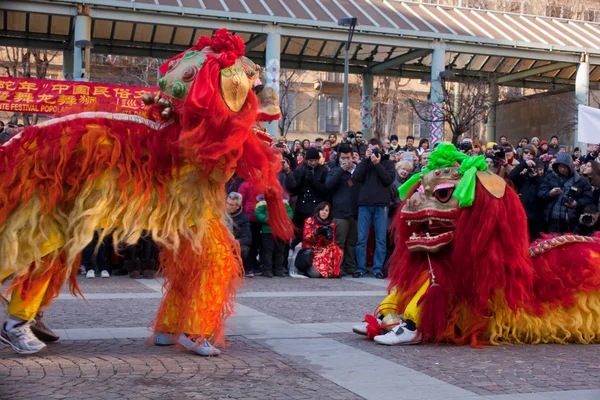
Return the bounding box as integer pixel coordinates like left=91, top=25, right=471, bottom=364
left=338, top=17, right=357, bottom=133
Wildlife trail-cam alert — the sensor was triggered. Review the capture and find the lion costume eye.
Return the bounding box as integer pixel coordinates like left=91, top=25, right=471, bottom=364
left=433, top=183, right=455, bottom=203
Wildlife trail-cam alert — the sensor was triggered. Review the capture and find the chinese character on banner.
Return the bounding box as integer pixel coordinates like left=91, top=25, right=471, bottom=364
left=73, top=85, right=91, bottom=96
left=78, top=95, right=96, bottom=106
left=113, top=88, right=132, bottom=99
left=0, top=92, right=10, bottom=102
left=14, top=92, right=35, bottom=103
left=0, top=81, right=16, bottom=91
left=120, top=99, right=139, bottom=110
left=52, top=84, right=71, bottom=94
left=58, top=95, right=77, bottom=106
left=93, top=87, right=111, bottom=97
left=133, top=90, right=147, bottom=99
left=37, top=94, right=56, bottom=104
left=19, top=81, right=38, bottom=92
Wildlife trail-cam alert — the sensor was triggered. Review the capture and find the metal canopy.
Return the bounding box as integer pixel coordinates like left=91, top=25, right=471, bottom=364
left=2, top=0, right=600, bottom=89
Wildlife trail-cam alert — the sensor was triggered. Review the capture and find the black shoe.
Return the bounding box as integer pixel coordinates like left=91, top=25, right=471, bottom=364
left=374, top=272, right=384, bottom=280
left=31, top=312, right=60, bottom=343
left=263, top=270, right=273, bottom=278
left=273, top=272, right=286, bottom=278
left=352, top=272, right=363, bottom=278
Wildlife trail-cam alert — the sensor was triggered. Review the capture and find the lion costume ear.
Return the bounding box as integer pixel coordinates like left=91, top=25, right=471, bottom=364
left=220, top=58, right=251, bottom=112
left=476, top=170, right=506, bottom=199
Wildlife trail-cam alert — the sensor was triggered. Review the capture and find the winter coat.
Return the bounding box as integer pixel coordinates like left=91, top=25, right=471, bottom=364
left=538, top=153, right=593, bottom=222
left=292, top=164, right=328, bottom=218
left=302, top=217, right=343, bottom=278
left=230, top=209, right=252, bottom=248
left=353, top=158, right=396, bottom=207
left=238, top=181, right=257, bottom=222
left=509, top=160, right=545, bottom=222
left=325, top=165, right=360, bottom=219
left=255, top=198, right=294, bottom=234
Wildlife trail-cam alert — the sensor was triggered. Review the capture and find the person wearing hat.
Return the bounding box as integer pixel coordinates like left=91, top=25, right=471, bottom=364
left=292, top=147, right=329, bottom=245
left=509, top=157, right=547, bottom=240
left=538, top=152, right=593, bottom=234
left=390, top=135, right=401, bottom=152
left=314, top=137, right=324, bottom=149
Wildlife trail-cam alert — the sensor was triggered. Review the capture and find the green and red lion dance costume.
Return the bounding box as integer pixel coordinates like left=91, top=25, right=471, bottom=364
left=363, top=143, right=600, bottom=346
left=0, top=29, right=292, bottom=353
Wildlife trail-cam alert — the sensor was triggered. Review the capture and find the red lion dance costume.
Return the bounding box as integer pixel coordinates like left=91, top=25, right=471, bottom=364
left=355, top=143, right=600, bottom=347
left=0, top=29, right=292, bottom=355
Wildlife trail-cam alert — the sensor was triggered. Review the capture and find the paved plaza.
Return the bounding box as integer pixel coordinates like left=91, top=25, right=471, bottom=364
left=1, top=275, right=600, bottom=400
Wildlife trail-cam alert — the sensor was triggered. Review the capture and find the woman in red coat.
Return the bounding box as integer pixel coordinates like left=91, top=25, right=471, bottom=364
left=301, top=202, right=343, bottom=278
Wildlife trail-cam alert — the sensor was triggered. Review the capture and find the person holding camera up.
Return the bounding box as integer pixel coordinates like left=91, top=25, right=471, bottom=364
left=292, top=147, right=328, bottom=245
left=325, top=143, right=360, bottom=276
left=297, top=202, right=343, bottom=278
left=509, top=147, right=546, bottom=240
left=352, top=138, right=396, bottom=279
left=574, top=205, right=600, bottom=235
left=538, top=153, right=593, bottom=234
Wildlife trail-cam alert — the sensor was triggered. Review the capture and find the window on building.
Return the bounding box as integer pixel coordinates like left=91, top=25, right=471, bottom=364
left=505, top=0, right=527, bottom=14
left=412, top=108, right=430, bottom=139
left=279, top=92, right=297, bottom=133
left=318, top=95, right=342, bottom=133
left=546, top=4, right=572, bottom=19
left=585, top=9, right=600, bottom=22
left=325, top=72, right=344, bottom=82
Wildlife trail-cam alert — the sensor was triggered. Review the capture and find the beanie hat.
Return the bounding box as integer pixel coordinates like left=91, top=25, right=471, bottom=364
left=305, top=147, right=320, bottom=160
left=486, top=142, right=497, bottom=150
left=540, top=140, right=549, bottom=147
left=534, top=158, right=544, bottom=169
left=390, top=134, right=399, bottom=141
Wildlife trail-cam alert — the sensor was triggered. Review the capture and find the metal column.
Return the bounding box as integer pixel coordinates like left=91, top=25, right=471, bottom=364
left=62, top=50, right=73, bottom=80
left=575, top=53, right=590, bottom=148
left=361, top=73, right=374, bottom=138
left=73, top=14, right=91, bottom=82
left=487, top=81, right=498, bottom=143
left=264, top=28, right=281, bottom=137
left=429, top=43, right=446, bottom=145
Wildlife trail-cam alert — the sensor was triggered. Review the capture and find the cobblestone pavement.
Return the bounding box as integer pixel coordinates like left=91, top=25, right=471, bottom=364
left=0, top=337, right=361, bottom=400
left=1, top=276, right=600, bottom=400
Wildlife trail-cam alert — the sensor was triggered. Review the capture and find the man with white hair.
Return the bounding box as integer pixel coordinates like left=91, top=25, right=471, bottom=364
left=226, top=192, right=251, bottom=261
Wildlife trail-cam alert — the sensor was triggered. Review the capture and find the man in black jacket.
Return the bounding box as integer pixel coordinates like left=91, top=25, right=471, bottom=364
left=325, top=144, right=359, bottom=276
left=509, top=157, right=546, bottom=240
left=538, top=153, right=593, bottom=234
left=352, top=138, right=396, bottom=279
left=226, top=192, right=252, bottom=261
left=292, top=147, right=328, bottom=243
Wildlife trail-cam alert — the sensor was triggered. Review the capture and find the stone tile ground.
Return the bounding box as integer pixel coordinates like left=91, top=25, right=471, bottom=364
left=0, top=337, right=362, bottom=400
left=328, top=333, right=600, bottom=396
left=1, top=276, right=599, bottom=399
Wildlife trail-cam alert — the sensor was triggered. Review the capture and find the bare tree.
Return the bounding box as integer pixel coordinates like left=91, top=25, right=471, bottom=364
left=278, top=69, right=322, bottom=137
left=407, top=77, right=490, bottom=145
left=90, top=55, right=163, bottom=86
left=0, top=47, right=59, bottom=125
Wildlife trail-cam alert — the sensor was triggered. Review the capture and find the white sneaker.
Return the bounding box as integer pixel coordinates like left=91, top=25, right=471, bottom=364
left=100, top=270, right=110, bottom=278
left=374, top=323, right=422, bottom=346
left=86, top=270, right=95, bottom=279
left=79, top=265, right=87, bottom=275
left=0, top=321, right=47, bottom=354
left=178, top=334, right=221, bottom=356
left=352, top=322, right=369, bottom=336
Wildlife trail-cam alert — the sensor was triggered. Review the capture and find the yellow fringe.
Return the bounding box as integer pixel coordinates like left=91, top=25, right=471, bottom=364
left=488, top=291, right=600, bottom=344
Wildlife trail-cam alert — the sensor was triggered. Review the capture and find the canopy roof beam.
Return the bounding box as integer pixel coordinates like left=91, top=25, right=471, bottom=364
left=369, top=49, right=431, bottom=74
left=497, top=62, right=573, bottom=83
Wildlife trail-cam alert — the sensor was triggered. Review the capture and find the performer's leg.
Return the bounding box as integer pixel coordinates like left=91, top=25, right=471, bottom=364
left=352, top=290, right=403, bottom=336
left=1, top=272, right=54, bottom=354
left=374, top=280, right=430, bottom=346
left=154, top=220, right=243, bottom=356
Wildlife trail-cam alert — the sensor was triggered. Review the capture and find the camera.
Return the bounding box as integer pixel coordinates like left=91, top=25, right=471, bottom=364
left=372, top=148, right=380, bottom=157
left=347, top=131, right=355, bottom=139
left=458, top=142, right=472, bottom=153
left=526, top=167, right=536, bottom=175
left=567, top=186, right=578, bottom=204
left=582, top=214, right=595, bottom=225
left=494, top=147, right=506, bottom=161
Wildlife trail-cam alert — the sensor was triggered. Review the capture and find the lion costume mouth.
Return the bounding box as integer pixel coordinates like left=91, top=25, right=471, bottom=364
left=402, top=210, right=457, bottom=252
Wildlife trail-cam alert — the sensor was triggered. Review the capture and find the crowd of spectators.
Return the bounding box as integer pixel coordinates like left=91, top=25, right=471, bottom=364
left=5, top=118, right=599, bottom=280
left=227, top=131, right=600, bottom=280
